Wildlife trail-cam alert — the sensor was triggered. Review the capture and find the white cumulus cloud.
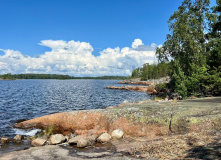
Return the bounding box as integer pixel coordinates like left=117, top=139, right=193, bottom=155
left=0, top=39, right=159, bottom=76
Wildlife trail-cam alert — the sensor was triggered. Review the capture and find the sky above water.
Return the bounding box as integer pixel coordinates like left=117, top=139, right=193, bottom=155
left=0, top=0, right=217, bottom=76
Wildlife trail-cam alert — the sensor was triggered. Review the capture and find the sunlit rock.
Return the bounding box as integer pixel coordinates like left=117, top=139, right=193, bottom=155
left=97, top=133, right=111, bottom=142
left=31, top=138, right=46, bottom=147
left=111, top=129, right=124, bottom=139
left=49, top=134, right=66, bottom=145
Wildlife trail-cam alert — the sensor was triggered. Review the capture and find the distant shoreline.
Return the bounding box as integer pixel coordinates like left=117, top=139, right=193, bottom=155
left=0, top=73, right=127, bottom=80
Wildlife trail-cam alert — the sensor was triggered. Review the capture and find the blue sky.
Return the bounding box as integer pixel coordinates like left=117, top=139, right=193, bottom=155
left=0, top=0, right=217, bottom=76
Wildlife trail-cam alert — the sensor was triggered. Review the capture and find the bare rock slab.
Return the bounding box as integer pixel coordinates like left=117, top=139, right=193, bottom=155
left=31, top=138, right=46, bottom=147
left=49, top=134, right=66, bottom=145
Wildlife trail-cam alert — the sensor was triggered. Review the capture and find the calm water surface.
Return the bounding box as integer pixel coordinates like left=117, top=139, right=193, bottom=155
left=0, top=79, right=149, bottom=138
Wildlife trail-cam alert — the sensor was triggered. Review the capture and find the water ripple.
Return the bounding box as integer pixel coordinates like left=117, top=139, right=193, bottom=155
left=0, top=79, right=149, bottom=137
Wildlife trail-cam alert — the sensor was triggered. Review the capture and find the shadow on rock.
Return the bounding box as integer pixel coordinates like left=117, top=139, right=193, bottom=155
left=184, top=143, right=221, bottom=160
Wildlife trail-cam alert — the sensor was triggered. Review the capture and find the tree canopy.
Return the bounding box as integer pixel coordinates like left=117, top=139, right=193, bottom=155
left=155, top=0, right=221, bottom=97
left=131, top=0, right=221, bottom=98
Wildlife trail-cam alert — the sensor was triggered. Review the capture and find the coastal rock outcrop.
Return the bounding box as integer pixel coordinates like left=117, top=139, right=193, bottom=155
left=14, top=112, right=109, bottom=134
left=119, top=77, right=170, bottom=85
left=119, top=81, right=151, bottom=85
left=106, top=86, right=148, bottom=92
left=106, top=85, right=157, bottom=94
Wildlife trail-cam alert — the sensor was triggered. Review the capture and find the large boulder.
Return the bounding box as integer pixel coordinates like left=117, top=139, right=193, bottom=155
left=13, top=135, right=23, bottom=143
left=111, top=129, right=124, bottom=139
left=31, top=138, right=46, bottom=147
left=49, top=134, right=66, bottom=145
left=1, top=136, right=10, bottom=144
left=97, top=133, right=111, bottom=143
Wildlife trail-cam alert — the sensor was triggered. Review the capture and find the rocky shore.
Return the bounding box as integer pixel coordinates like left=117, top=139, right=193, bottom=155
left=1, top=97, right=221, bottom=159
left=106, top=85, right=157, bottom=95
left=118, top=77, right=170, bottom=85
left=106, top=77, right=170, bottom=95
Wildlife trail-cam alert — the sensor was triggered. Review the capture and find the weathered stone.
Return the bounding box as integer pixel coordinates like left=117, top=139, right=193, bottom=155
left=1, top=136, right=10, bottom=144
left=111, top=129, right=124, bottom=139
left=106, top=86, right=148, bottom=92
left=49, top=134, right=66, bottom=145
left=13, top=112, right=108, bottom=134
left=77, top=138, right=90, bottom=148
left=31, top=138, right=46, bottom=147
left=68, top=135, right=83, bottom=144
left=13, top=135, right=23, bottom=143
left=97, top=133, right=111, bottom=142
left=87, top=135, right=97, bottom=144
left=68, top=135, right=90, bottom=148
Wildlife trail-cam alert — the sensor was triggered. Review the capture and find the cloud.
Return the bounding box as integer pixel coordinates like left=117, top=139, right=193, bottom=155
left=0, top=39, right=159, bottom=76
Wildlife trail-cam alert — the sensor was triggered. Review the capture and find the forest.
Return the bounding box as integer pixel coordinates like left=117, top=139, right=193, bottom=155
left=131, top=61, right=171, bottom=80
left=131, top=0, right=221, bottom=98
left=0, top=73, right=126, bottom=80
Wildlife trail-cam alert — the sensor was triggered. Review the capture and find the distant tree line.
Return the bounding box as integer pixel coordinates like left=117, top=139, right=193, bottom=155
left=0, top=73, right=15, bottom=80
left=0, top=73, right=73, bottom=79
left=131, top=61, right=171, bottom=80
left=73, top=76, right=126, bottom=80
left=0, top=73, right=126, bottom=80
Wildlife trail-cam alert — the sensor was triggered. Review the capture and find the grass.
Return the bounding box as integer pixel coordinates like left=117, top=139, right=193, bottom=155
left=32, top=125, right=54, bottom=140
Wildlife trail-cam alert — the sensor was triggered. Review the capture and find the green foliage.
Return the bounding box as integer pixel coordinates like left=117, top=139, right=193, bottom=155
left=0, top=73, right=127, bottom=80
left=6, top=73, right=73, bottom=79
left=44, top=125, right=54, bottom=137
left=73, top=76, right=127, bottom=80
left=156, top=83, right=168, bottom=91
left=32, top=125, right=54, bottom=140
left=0, top=73, right=14, bottom=80
left=156, top=0, right=221, bottom=97
left=131, top=61, right=171, bottom=80
left=155, top=83, right=170, bottom=99
left=171, top=60, right=188, bottom=98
